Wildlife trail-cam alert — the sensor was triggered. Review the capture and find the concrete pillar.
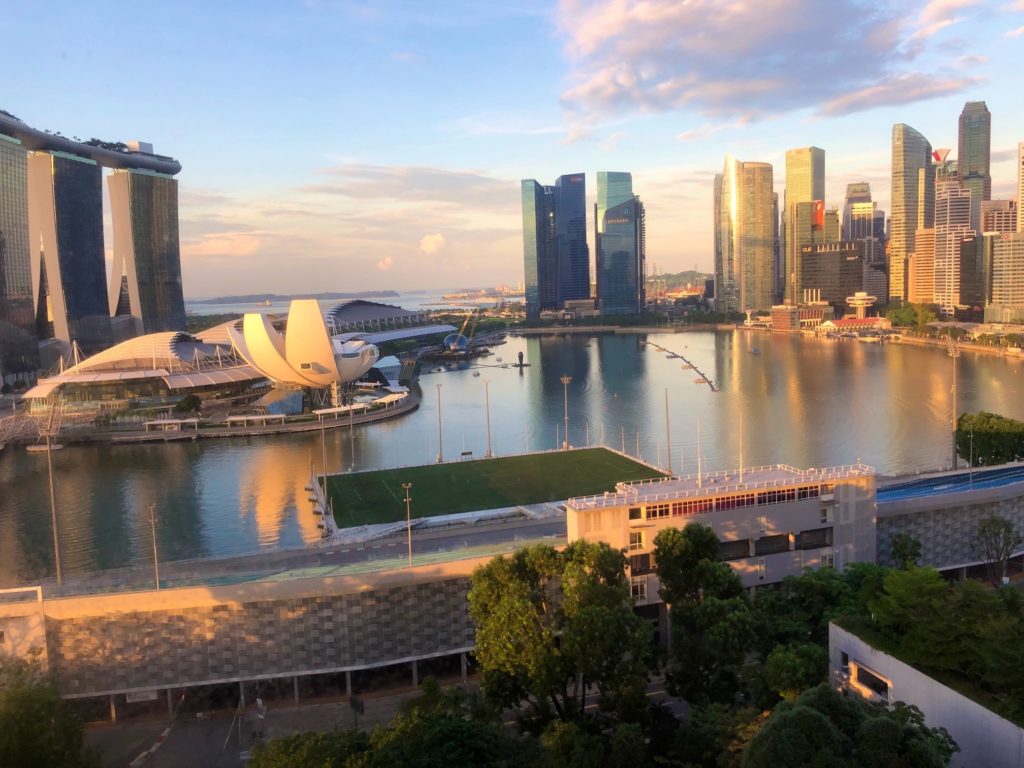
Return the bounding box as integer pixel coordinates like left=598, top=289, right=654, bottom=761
left=460, top=652, right=468, bottom=683
left=167, top=688, right=174, bottom=717
left=239, top=681, right=245, bottom=708
left=294, top=676, right=300, bottom=707
left=109, top=694, right=117, bottom=723
left=411, top=660, right=419, bottom=688
left=345, top=670, right=352, bottom=698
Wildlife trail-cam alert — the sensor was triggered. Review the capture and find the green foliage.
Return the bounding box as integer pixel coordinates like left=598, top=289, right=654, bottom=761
left=249, top=729, right=369, bottom=768
left=468, top=541, right=652, bottom=725
left=0, top=655, right=99, bottom=768
left=973, top=515, right=1023, bottom=586
left=884, top=302, right=938, bottom=330
left=762, top=644, right=829, bottom=701
left=654, top=525, right=755, bottom=704
left=673, top=703, right=764, bottom=768
left=174, top=393, right=203, bottom=413
left=956, top=411, right=1024, bottom=467
left=742, top=684, right=958, bottom=768
left=890, top=533, right=922, bottom=569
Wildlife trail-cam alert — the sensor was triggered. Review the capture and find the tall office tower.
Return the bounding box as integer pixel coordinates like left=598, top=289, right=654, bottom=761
left=933, top=178, right=974, bottom=316
left=958, top=101, right=991, bottom=232
left=0, top=133, right=39, bottom=382
left=521, top=173, right=590, bottom=320
left=716, top=156, right=774, bottom=312
left=958, top=233, right=984, bottom=311
left=842, top=183, right=872, bottom=237
left=772, top=192, right=782, bottom=303
left=799, top=241, right=864, bottom=312
left=108, top=168, right=186, bottom=336
left=784, top=147, right=825, bottom=303
left=890, top=124, right=934, bottom=302
left=862, top=237, right=888, bottom=301
left=908, top=228, right=935, bottom=305
left=1018, top=143, right=1024, bottom=233
left=823, top=209, right=840, bottom=242
left=981, top=200, right=1017, bottom=234
left=27, top=151, right=112, bottom=353
left=984, top=233, right=1024, bottom=321
left=713, top=173, right=729, bottom=308
left=595, top=172, right=644, bottom=315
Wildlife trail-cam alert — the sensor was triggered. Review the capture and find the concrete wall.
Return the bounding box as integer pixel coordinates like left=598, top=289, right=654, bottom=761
left=1, top=560, right=485, bottom=698
left=877, top=482, right=1024, bottom=569
left=829, top=623, right=1024, bottom=768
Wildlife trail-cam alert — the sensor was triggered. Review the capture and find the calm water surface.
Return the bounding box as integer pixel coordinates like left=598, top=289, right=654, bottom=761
left=2, top=331, right=1022, bottom=586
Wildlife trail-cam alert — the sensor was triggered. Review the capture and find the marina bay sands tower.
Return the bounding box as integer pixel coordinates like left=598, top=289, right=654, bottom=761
left=0, top=111, right=184, bottom=380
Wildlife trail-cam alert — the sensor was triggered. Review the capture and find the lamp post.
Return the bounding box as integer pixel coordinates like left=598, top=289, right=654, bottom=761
left=41, top=407, right=63, bottom=588
left=483, top=380, right=493, bottom=458
left=402, top=483, right=413, bottom=567
left=946, top=336, right=959, bottom=471
left=560, top=375, right=572, bottom=450
left=435, top=384, right=444, bottom=463
left=664, top=388, right=672, bottom=474
left=148, top=503, right=161, bottom=590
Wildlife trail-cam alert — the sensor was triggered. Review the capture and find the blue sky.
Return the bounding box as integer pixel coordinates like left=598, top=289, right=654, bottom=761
left=3, top=0, right=1022, bottom=296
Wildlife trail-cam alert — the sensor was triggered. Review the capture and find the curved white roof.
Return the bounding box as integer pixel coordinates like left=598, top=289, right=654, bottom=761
left=65, top=332, right=193, bottom=374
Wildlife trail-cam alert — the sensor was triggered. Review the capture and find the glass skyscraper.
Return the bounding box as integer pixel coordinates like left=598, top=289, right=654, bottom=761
left=890, top=124, right=934, bottom=302
left=957, top=101, right=991, bottom=232
left=108, top=169, right=186, bottom=334
left=595, top=172, right=645, bottom=315
left=933, top=178, right=974, bottom=316
left=715, top=157, right=774, bottom=312
left=521, top=173, right=589, bottom=320
left=784, top=147, right=825, bottom=303
left=28, top=151, right=113, bottom=354
left=0, top=133, right=39, bottom=382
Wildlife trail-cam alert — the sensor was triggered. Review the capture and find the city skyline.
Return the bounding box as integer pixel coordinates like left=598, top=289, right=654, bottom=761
left=2, top=1, right=1023, bottom=295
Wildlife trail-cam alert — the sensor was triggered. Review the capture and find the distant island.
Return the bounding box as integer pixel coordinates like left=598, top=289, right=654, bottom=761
left=190, top=290, right=400, bottom=304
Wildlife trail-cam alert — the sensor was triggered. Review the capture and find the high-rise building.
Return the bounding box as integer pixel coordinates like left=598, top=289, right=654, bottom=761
left=784, top=147, right=825, bottom=303
left=521, top=180, right=556, bottom=320
left=27, top=151, right=113, bottom=353
left=983, top=233, right=1024, bottom=322
left=958, top=101, right=991, bottom=232
left=595, top=172, right=640, bottom=315
left=980, top=200, right=1017, bottom=234
left=715, top=157, right=774, bottom=312
left=890, top=124, right=934, bottom=302
left=799, top=241, right=864, bottom=313
left=0, top=133, right=38, bottom=383
left=958, top=233, right=985, bottom=313
left=842, top=182, right=872, bottom=238
left=772, top=192, right=782, bottom=303
left=1018, top=143, right=1024, bottom=234
left=908, top=228, right=935, bottom=305
left=933, top=178, right=974, bottom=316
left=108, top=169, right=186, bottom=335
left=554, top=174, right=589, bottom=307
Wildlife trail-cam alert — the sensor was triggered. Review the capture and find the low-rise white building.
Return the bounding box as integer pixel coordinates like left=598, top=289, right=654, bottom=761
left=566, top=463, right=876, bottom=601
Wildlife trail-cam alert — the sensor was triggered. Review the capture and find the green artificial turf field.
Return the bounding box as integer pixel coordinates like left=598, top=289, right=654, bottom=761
left=325, top=447, right=664, bottom=527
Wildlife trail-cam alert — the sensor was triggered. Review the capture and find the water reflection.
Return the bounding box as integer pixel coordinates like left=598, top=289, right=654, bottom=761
left=2, top=330, right=1024, bottom=586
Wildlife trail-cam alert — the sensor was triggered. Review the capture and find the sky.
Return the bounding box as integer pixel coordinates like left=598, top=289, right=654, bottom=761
left=3, top=0, right=1023, bottom=297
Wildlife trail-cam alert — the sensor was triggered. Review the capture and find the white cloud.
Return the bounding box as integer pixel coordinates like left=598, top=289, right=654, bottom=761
left=819, top=72, right=982, bottom=116
left=376, top=256, right=394, bottom=271
left=557, top=0, right=983, bottom=123
left=419, top=233, right=446, bottom=255
left=1007, top=24, right=1024, bottom=35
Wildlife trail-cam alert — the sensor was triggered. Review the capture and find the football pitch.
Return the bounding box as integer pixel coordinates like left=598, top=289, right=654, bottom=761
left=325, top=447, right=664, bottom=527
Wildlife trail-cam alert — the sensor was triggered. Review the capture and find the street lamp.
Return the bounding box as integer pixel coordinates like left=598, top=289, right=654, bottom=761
left=560, top=375, right=572, bottom=450
left=402, top=483, right=413, bottom=567
left=149, top=503, right=161, bottom=590
left=40, top=405, right=63, bottom=588
left=945, top=335, right=959, bottom=471
left=483, top=380, right=493, bottom=458
left=435, top=383, right=444, bottom=463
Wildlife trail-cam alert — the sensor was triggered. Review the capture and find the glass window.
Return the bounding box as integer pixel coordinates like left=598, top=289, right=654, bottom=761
left=629, top=531, right=644, bottom=551
left=630, top=576, right=647, bottom=600
left=628, top=507, right=642, bottom=520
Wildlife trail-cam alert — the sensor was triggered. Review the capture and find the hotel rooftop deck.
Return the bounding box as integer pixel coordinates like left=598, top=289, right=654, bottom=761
left=568, top=463, right=875, bottom=510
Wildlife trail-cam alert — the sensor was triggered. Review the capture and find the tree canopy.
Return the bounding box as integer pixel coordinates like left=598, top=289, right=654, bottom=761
left=956, top=411, right=1024, bottom=466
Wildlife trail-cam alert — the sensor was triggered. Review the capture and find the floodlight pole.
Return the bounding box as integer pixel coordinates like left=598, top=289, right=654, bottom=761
left=319, top=416, right=328, bottom=490
left=435, top=384, right=444, bottom=463
left=483, top=379, right=493, bottom=458
left=560, top=375, right=572, bottom=450
left=946, top=336, right=959, bottom=471
left=45, top=430, right=63, bottom=588
left=149, top=503, right=161, bottom=590
left=664, top=388, right=672, bottom=474
left=402, top=483, right=413, bottom=568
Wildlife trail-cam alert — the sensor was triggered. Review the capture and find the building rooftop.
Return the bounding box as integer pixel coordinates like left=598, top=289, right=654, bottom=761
left=568, top=463, right=874, bottom=510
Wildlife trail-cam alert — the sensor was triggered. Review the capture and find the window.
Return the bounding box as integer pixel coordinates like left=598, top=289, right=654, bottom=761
left=629, top=553, right=652, bottom=574
left=719, top=539, right=751, bottom=561
left=855, top=665, right=889, bottom=697
left=757, top=557, right=766, bottom=581
left=821, top=483, right=834, bottom=496
left=646, top=503, right=670, bottom=519
left=795, top=527, right=833, bottom=550
left=628, top=507, right=642, bottom=521
left=630, top=576, right=648, bottom=600
left=840, top=652, right=849, bottom=668
left=760, top=514, right=767, bottom=533
left=755, top=534, right=790, bottom=556
left=820, top=504, right=835, bottom=524
left=629, top=531, right=644, bottom=551
left=821, top=550, right=835, bottom=568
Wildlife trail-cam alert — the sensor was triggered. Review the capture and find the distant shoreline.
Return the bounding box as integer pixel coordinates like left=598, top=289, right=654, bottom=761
left=188, top=290, right=400, bottom=304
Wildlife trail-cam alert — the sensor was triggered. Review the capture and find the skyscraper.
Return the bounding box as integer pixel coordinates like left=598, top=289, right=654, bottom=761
left=843, top=183, right=885, bottom=242
left=933, top=177, right=974, bottom=316
left=958, top=101, right=991, bottom=232
left=1018, top=143, right=1024, bottom=234
left=984, top=233, right=1024, bottom=322
left=980, top=200, right=1017, bottom=234
left=521, top=173, right=590, bottom=320
left=842, top=182, right=872, bottom=238
left=595, top=172, right=645, bottom=315
left=27, top=151, right=113, bottom=353
left=784, top=147, right=825, bottom=303
left=108, top=168, right=186, bottom=335
left=716, top=156, right=774, bottom=313
left=0, top=133, right=38, bottom=382
left=890, top=124, right=934, bottom=302
left=908, top=228, right=935, bottom=305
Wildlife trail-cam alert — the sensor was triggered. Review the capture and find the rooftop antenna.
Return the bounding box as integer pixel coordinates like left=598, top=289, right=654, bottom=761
left=696, top=418, right=703, bottom=488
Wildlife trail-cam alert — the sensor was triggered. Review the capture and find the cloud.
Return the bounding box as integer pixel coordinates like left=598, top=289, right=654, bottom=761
left=419, top=233, right=446, bottom=255
left=601, top=131, right=626, bottom=151
left=819, top=73, right=982, bottom=116
left=376, top=255, right=394, bottom=271
left=1007, top=24, right=1024, bottom=35
left=557, top=0, right=983, bottom=123
left=181, top=232, right=264, bottom=260
left=443, top=113, right=562, bottom=138
left=991, top=147, right=1020, bottom=162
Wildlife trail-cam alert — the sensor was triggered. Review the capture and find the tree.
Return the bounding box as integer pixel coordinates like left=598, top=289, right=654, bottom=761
left=654, top=525, right=755, bottom=703
left=974, top=515, right=1023, bottom=586
left=467, top=541, right=652, bottom=725
left=956, top=411, right=1024, bottom=467
left=762, top=643, right=829, bottom=701
left=0, top=655, right=99, bottom=768
left=890, top=533, right=921, bottom=570
left=174, top=393, right=202, bottom=414
left=249, top=729, right=369, bottom=768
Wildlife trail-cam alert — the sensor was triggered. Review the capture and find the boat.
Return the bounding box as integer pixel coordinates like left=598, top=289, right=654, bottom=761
left=26, top=443, right=63, bottom=453
left=472, top=371, right=481, bottom=377
left=750, top=348, right=761, bottom=355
